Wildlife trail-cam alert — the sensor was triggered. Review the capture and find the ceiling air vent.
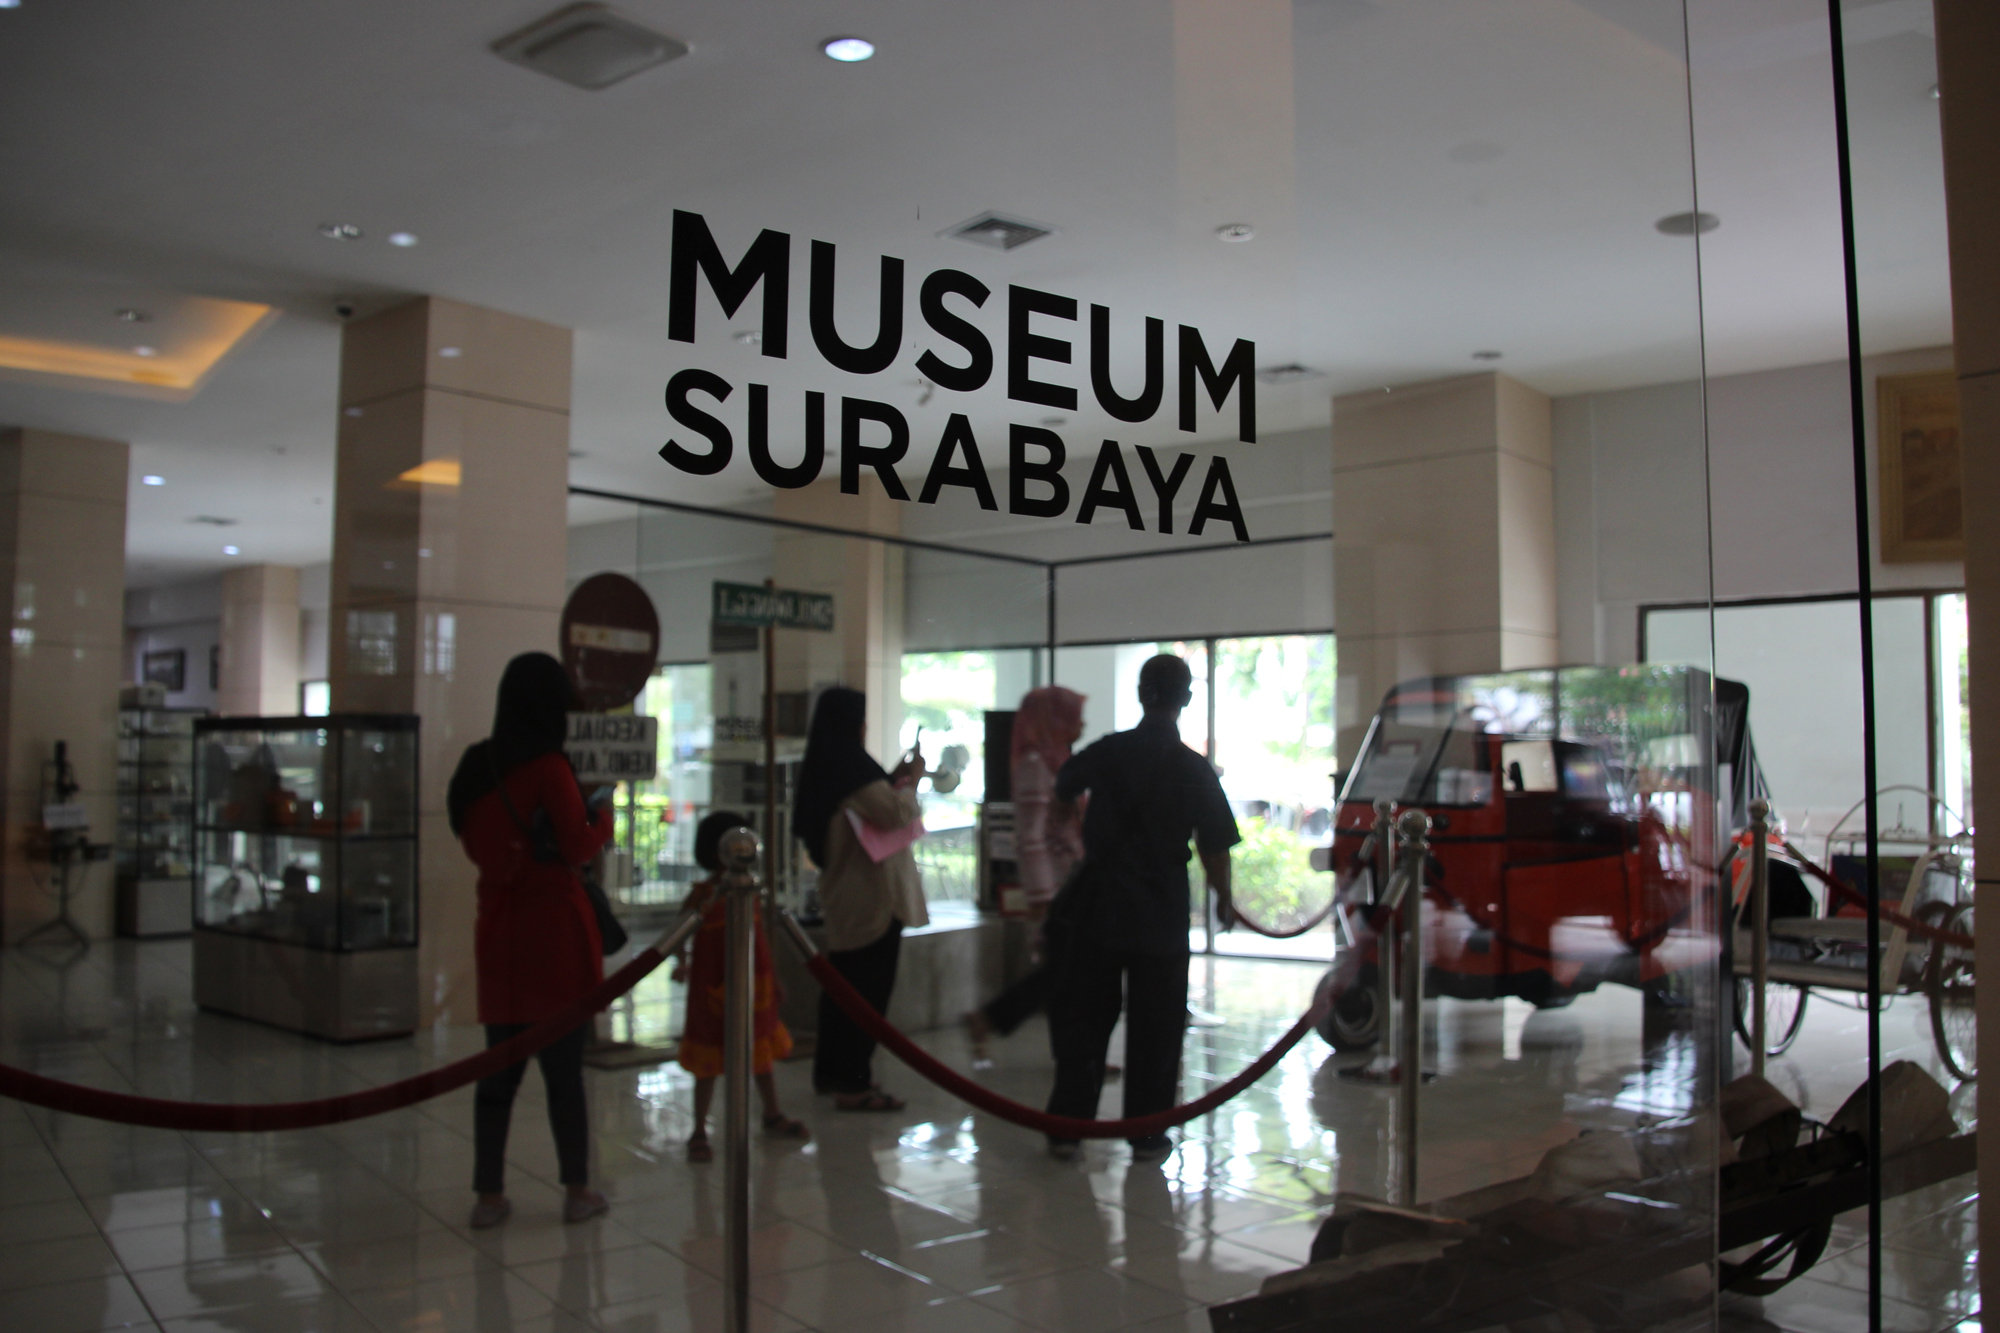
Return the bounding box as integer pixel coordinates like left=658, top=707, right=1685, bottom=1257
left=1256, top=364, right=1326, bottom=385
left=188, top=515, right=239, bottom=527
left=492, top=4, right=688, bottom=91
left=942, top=213, right=1056, bottom=252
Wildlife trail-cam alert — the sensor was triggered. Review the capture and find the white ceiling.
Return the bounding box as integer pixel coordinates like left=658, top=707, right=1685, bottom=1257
left=0, top=0, right=1949, bottom=587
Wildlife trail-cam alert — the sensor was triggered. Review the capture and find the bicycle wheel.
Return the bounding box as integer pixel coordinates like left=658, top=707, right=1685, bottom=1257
left=1928, top=902, right=1976, bottom=1083
left=1733, top=976, right=1809, bottom=1059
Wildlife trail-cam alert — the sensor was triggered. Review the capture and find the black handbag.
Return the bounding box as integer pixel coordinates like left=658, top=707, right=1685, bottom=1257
left=490, top=754, right=629, bottom=956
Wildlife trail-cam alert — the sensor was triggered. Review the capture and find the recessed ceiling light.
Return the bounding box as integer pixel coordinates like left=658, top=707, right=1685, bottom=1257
left=223, top=545, right=240, bottom=556
left=141, top=475, right=165, bottom=486
left=492, top=3, right=689, bottom=90
left=437, top=346, right=463, bottom=358
left=132, top=345, right=159, bottom=357
left=822, top=36, right=875, bottom=62
left=1654, top=211, right=1719, bottom=236
left=387, top=232, right=419, bottom=247
left=0, top=3, right=22, bottom=11
left=1215, top=223, right=1256, bottom=243
left=1472, top=350, right=1503, bottom=361
left=317, top=222, right=364, bottom=241
left=733, top=329, right=762, bottom=346
left=1929, top=84, right=1941, bottom=100
left=115, top=308, right=150, bottom=323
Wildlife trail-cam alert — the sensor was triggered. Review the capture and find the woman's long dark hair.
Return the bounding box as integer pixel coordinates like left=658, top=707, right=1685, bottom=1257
left=791, top=686, right=888, bottom=866
left=490, top=652, right=575, bottom=768
left=447, top=652, right=578, bottom=835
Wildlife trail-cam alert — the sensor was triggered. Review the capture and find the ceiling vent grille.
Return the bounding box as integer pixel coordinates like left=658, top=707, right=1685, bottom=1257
left=492, top=4, right=688, bottom=90
left=942, top=213, right=1056, bottom=251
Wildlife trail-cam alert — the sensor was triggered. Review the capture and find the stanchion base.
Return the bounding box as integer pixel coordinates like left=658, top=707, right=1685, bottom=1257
left=1337, top=1062, right=1437, bottom=1085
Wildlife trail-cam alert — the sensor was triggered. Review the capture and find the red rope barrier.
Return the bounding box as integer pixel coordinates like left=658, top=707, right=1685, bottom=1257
left=0, top=939, right=679, bottom=1133
left=1228, top=898, right=1336, bottom=940
left=1781, top=841, right=1975, bottom=950
left=797, top=918, right=1363, bottom=1139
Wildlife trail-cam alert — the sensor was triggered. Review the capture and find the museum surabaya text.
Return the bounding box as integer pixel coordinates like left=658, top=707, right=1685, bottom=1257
left=660, top=210, right=1255, bottom=542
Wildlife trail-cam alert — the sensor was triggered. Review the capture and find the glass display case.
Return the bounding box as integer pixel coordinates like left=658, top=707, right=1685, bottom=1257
left=115, top=701, right=202, bottom=938
left=190, top=714, right=419, bottom=1041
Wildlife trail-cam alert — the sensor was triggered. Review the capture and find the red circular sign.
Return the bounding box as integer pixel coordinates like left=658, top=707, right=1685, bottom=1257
left=560, top=573, right=660, bottom=710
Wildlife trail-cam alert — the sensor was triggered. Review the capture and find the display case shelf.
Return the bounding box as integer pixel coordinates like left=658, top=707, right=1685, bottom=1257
left=116, top=703, right=204, bottom=938
left=191, top=714, right=419, bottom=1041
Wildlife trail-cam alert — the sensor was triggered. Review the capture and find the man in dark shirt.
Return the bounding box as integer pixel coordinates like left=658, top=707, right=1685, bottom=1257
left=1045, top=653, right=1240, bottom=1162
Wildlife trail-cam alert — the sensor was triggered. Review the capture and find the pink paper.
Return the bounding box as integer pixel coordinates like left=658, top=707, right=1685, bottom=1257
left=846, top=807, right=924, bottom=863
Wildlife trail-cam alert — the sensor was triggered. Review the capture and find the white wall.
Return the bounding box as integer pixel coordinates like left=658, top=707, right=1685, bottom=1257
left=1647, top=597, right=1932, bottom=843
left=1054, top=537, right=1332, bottom=645
left=1556, top=345, right=1960, bottom=665
left=298, top=561, right=330, bottom=684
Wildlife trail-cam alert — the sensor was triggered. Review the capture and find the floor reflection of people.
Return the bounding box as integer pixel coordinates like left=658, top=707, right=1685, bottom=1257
left=682, top=1142, right=799, bottom=1327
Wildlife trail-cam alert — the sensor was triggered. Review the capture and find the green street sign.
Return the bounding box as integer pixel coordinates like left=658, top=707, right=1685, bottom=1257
left=712, top=581, right=836, bottom=631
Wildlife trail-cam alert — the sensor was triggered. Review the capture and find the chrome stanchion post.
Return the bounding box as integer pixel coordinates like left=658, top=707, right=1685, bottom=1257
left=1396, top=808, right=1431, bottom=1206
left=1748, top=799, right=1770, bottom=1077
left=716, top=826, right=762, bottom=1333
left=1373, top=799, right=1396, bottom=1057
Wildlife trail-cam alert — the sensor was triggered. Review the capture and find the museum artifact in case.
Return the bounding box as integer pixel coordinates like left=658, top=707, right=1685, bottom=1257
left=115, top=693, right=203, bottom=938
left=191, top=714, right=419, bottom=1040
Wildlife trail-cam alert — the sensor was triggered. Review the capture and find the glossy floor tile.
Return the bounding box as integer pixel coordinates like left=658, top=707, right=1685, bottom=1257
left=0, top=937, right=1977, bottom=1331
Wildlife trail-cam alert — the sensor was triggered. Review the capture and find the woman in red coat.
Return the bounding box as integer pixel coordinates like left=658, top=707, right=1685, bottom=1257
left=447, top=652, right=614, bottom=1230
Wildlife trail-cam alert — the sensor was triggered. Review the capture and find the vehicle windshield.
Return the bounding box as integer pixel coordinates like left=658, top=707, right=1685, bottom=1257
left=1340, top=715, right=1491, bottom=808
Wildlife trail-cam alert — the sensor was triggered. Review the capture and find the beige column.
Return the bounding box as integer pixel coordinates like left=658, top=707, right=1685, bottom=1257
left=332, top=297, right=571, bottom=1025
left=0, top=429, right=128, bottom=942
left=217, top=564, right=301, bottom=716
left=1935, top=0, right=1999, bottom=1299
left=1331, top=372, right=1556, bottom=760
left=772, top=481, right=906, bottom=763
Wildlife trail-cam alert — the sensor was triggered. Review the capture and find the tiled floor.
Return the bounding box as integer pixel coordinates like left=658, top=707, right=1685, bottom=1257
left=0, top=937, right=1977, bottom=1331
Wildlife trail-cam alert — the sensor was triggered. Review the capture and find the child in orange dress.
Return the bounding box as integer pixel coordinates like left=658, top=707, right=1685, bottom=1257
left=676, top=811, right=809, bottom=1162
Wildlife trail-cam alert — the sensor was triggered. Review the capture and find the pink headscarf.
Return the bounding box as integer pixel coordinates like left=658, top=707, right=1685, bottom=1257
left=1011, top=686, right=1086, bottom=771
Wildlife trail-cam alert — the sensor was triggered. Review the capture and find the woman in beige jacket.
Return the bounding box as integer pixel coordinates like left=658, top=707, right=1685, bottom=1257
left=794, top=686, right=928, bottom=1110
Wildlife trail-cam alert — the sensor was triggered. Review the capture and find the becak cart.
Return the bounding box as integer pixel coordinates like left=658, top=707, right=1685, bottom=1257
left=1730, top=787, right=1976, bottom=1081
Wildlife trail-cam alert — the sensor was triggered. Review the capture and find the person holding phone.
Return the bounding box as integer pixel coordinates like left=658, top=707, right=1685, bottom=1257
left=446, top=652, right=616, bottom=1229
left=794, top=686, right=929, bottom=1111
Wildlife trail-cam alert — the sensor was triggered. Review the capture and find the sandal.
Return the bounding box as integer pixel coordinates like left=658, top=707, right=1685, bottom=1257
left=686, top=1134, right=714, bottom=1164
left=833, top=1088, right=906, bottom=1112
left=763, top=1114, right=812, bottom=1141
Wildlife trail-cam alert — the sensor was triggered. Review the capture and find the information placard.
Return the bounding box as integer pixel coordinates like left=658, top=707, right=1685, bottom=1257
left=566, top=713, right=659, bottom=782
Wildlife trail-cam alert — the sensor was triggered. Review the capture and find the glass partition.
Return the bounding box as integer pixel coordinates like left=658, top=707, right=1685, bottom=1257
left=565, top=0, right=1738, bottom=1322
